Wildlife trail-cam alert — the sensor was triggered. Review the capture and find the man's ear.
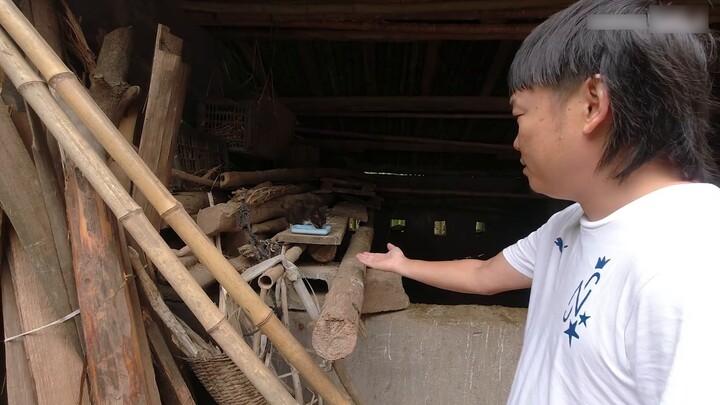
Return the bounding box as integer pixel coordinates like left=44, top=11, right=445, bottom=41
left=581, top=74, right=612, bottom=137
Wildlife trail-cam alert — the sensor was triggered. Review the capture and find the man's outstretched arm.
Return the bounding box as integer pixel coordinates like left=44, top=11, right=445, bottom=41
left=356, top=243, right=531, bottom=295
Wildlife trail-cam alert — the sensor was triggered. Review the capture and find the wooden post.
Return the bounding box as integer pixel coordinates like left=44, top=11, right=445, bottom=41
left=312, top=225, right=374, bottom=360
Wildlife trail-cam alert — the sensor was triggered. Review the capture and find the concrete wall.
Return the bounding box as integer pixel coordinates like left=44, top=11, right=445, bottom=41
left=290, top=304, right=527, bottom=405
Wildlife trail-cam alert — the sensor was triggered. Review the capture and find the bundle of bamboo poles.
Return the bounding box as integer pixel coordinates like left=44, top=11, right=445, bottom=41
left=0, top=0, right=356, bottom=403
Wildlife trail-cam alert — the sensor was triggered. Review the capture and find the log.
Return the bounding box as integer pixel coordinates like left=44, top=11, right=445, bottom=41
left=6, top=230, right=90, bottom=403
left=132, top=25, right=190, bottom=231
left=2, top=252, right=39, bottom=405
left=174, top=191, right=211, bottom=215
left=0, top=100, right=82, bottom=351
left=218, top=167, right=362, bottom=188
left=197, top=193, right=324, bottom=236
left=308, top=244, right=337, bottom=263
left=312, top=225, right=374, bottom=360
left=252, top=216, right=289, bottom=235
left=172, top=168, right=219, bottom=187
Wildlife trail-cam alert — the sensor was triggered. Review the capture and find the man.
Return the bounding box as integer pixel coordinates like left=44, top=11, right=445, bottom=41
left=356, top=1, right=720, bottom=403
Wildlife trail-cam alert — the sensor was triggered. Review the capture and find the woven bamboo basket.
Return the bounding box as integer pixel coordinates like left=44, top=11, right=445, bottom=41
left=189, top=353, right=269, bottom=405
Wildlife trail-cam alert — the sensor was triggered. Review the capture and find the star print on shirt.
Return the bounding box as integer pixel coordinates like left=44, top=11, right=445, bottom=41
left=554, top=237, right=569, bottom=253
left=561, top=256, right=610, bottom=348
left=564, top=320, right=580, bottom=347
left=579, top=313, right=590, bottom=326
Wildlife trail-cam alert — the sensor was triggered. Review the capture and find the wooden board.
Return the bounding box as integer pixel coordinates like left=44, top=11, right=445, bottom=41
left=275, top=215, right=348, bottom=245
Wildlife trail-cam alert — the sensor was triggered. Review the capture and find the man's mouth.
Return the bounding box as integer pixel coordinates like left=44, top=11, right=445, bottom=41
left=520, top=158, right=526, bottom=166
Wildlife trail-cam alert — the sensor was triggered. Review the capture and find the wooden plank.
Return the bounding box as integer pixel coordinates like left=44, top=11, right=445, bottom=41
left=0, top=101, right=82, bottom=350
left=65, top=168, right=160, bottom=404
left=7, top=230, right=89, bottom=404
left=276, top=215, right=348, bottom=245
left=133, top=25, right=190, bottom=231
left=2, top=253, right=39, bottom=405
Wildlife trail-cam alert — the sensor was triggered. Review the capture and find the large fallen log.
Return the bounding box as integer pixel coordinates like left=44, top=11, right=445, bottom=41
left=312, top=225, right=374, bottom=360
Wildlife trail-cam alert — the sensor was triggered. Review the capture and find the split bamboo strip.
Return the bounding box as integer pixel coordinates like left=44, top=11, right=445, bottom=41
left=0, top=8, right=350, bottom=404
left=0, top=32, right=297, bottom=405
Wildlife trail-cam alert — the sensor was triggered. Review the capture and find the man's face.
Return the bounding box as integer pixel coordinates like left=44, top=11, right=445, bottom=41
left=510, top=86, right=593, bottom=200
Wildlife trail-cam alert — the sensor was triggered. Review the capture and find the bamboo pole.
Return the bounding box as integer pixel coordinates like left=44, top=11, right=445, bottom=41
left=0, top=6, right=350, bottom=403
left=0, top=31, right=298, bottom=405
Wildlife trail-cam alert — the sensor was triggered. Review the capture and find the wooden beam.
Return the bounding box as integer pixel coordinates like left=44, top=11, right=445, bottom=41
left=178, top=1, right=573, bottom=17
left=376, top=188, right=545, bottom=199
left=184, top=7, right=562, bottom=25
left=299, top=136, right=515, bottom=155
left=280, top=96, right=510, bottom=113
left=223, top=25, right=533, bottom=41
left=296, top=126, right=513, bottom=150
left=291, top=111, right=512, bottom=118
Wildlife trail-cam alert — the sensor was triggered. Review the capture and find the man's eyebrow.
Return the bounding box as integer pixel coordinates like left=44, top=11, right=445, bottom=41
left=509, top=96, right=515, bottom=107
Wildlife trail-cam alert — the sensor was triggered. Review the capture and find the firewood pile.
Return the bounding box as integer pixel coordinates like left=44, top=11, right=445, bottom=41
left=0, top=2, right=407, bottom=403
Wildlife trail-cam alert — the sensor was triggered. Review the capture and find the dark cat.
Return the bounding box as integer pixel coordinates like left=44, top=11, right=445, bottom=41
left=284, top=199, right=328, bottom=228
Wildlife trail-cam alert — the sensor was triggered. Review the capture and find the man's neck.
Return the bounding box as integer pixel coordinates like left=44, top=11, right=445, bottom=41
left=576, top=161, right=688, bottom=221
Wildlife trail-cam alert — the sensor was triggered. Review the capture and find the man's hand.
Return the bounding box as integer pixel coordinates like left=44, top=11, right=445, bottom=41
left=356, top=243, right=407, bottom=275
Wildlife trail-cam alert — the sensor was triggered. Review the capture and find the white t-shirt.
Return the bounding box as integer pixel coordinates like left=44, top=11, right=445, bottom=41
left=503, top=183, right=720, bottom=405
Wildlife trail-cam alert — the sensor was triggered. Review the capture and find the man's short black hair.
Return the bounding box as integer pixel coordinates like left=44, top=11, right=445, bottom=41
left=509, top=0, right=717, bottom=182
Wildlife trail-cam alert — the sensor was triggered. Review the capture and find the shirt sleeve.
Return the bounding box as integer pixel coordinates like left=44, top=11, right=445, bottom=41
left=502, top=223, right=546, bottom=279
left=625, top=272, right=719, bottom=405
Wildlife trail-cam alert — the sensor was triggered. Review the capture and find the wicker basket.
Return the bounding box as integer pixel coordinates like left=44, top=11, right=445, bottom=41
left=189, top=353, right=268, bottom=405
left=175, top=123, right=228, bottom=174
left=199, top=97, right=296, bottom=160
